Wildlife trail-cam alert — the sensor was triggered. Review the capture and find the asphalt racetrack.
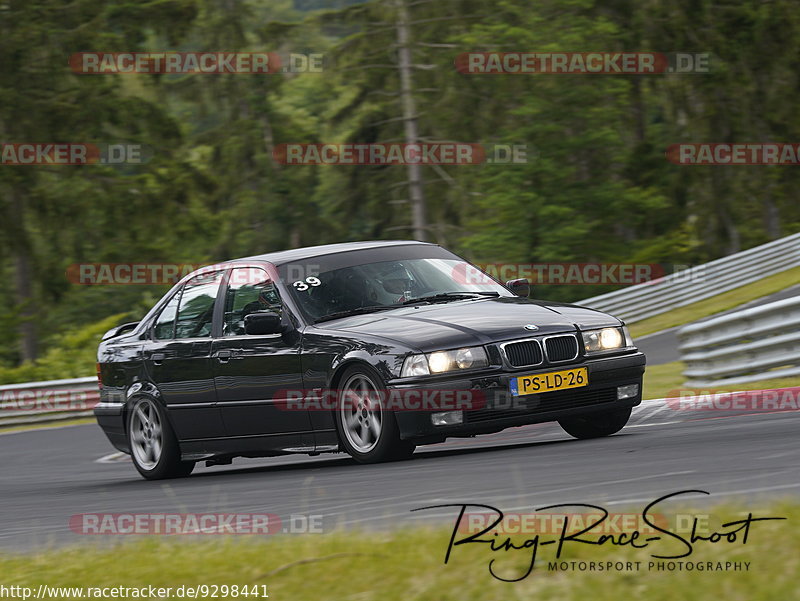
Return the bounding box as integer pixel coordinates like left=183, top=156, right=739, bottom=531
left=1, top=405, right=798, bottom=550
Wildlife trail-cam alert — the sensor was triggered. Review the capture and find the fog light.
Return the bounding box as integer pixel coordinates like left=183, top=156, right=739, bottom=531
left=431, top=411, right=463, bottom=426
left=617, top=384, right=639, bottom=400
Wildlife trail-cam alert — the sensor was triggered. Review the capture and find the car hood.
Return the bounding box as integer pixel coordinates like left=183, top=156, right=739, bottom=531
left=317, top=296, right=621, bottom=352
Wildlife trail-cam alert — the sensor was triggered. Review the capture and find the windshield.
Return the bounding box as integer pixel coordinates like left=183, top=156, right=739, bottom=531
left=282, top=255, right=511, bottom=323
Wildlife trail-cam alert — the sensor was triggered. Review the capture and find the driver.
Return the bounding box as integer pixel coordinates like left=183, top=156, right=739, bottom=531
left=379, top=264, right=417, bottom=303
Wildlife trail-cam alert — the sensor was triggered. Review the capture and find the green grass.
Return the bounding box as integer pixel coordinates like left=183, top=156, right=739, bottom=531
left=1, top=502, right=797, bottom=600
left=642, top=361, right=686, bottom=399
left=643, top=361, right=800, bottom=399
left=628, top=266, right=800, bottom=338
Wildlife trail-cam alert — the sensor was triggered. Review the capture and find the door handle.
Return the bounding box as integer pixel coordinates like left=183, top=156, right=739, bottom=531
left=217, top=350, right=232, bottom=363
left=151, top=352, right=165, bottom=365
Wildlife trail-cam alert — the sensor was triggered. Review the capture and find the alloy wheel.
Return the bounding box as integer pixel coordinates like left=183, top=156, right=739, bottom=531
left=129, top=399, right=163, bottom=470
left=340, top=373, right=383, bottom=453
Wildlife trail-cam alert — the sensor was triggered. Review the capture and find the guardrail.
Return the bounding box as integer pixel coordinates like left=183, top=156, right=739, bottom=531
left=678, top=295, right=800, bottom=387
left=579, top=232, right=800, bottom=323
left=0, top=376, right=100, bottom=428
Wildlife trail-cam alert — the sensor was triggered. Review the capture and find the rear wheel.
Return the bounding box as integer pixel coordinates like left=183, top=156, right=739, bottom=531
left=559, top=407, right=632, bottom=439
left=128, top=397, right=195, bottom=480
left=335, top=366, right=415, bottom=463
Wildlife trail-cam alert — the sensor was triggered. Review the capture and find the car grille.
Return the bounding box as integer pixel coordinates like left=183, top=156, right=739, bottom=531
left=544, top=335, right=579, bottom=362
left=465, top=387, right=617, bottom=423
left=503, top=340, right=543, bottom=367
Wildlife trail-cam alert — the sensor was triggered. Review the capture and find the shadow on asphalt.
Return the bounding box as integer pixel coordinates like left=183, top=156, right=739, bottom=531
left=85, top=431, right=640, bottom=487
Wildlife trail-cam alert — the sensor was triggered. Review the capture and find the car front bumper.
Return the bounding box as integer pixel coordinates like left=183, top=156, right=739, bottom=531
left=389, top=351, right=646, bottom=442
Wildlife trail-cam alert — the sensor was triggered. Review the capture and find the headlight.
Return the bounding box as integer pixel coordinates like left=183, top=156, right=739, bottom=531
left=582, top=326, right=629, bottom=354
left=402, top=354, right=430, bottom=377
left=401, top=346, right=489, bottom=377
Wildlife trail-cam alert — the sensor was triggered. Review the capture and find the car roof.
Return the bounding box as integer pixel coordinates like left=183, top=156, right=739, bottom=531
left=231, top=240, right=436, bottom=266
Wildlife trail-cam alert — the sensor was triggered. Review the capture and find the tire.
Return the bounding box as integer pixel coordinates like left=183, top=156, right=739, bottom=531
left=127, top=397, right=195, bottom=480
left=334, top=365, right=416, bottom=463
left=559, top=407, right=632, bottom=440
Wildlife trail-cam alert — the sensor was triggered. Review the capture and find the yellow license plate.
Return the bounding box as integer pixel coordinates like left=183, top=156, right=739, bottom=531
left=510, top=367, right=588, bottom=396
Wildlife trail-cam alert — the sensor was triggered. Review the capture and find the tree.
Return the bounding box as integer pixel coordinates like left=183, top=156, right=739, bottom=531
left=0, top=0, right=197, bottom=361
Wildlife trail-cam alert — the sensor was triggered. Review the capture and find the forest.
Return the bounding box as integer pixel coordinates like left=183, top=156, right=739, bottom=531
left=1, top=0, right=798, bottom=381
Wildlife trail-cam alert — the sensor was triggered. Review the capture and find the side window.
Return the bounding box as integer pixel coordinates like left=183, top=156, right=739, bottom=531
left=153, top=291, right=182, bottom=340
left=223, top=267, right=282, bottom=336
left=174, top=271, right=223, bottom=339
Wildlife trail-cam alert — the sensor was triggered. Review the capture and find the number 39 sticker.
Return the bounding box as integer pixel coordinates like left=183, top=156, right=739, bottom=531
left=292, top=277, right=321, bottom=291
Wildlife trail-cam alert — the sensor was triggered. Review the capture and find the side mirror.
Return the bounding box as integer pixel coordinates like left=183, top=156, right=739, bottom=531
left=505, top=278, right=530, bottom=298
left=101, top=321, right=140, bottom=341
left=244, top=311, right=283, bottom=335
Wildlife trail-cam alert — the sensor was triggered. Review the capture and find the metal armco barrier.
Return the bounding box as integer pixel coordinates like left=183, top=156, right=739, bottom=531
left=579, top=232, right=800, bottom=323
left=0, top=376, right=100, bottom=427
left=678, top=295, right=800, bottom=387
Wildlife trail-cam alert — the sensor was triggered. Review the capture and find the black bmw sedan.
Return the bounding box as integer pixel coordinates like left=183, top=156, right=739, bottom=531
left=94, top=241, right=646, bottom=479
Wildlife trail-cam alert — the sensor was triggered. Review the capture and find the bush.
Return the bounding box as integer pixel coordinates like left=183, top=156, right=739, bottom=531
left=0, top=313, right=131, bottom=385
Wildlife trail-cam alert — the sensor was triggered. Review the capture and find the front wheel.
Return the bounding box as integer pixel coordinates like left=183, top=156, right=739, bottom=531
left=335, top=366, right=415, bottom=463
left=559, top=407, right=632, bottom=440
left=128, top=397, right=195, bottom=480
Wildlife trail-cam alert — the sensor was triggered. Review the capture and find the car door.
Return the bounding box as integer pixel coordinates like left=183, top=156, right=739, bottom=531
left=143, top=270, right=225, bottom=440
left=212, top=266, right=313, bottom=447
